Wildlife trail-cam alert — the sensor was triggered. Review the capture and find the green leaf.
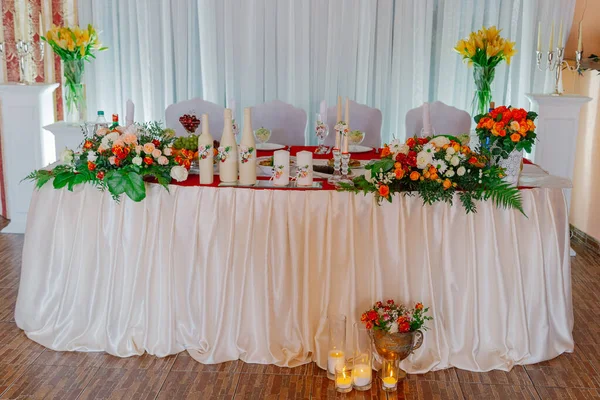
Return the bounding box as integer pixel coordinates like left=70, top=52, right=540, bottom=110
left=106, top=171, right=146, bottom=202
left=53, top=172, right=74, bottom=189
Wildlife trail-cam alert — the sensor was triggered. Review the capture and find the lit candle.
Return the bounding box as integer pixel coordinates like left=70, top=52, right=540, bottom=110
left=548, top=21, right=554, bottom=51
left=578, top=21, right=583, bottom=52
left=335, top=367, right=352, bottom=390
left=352, top=363, right=372, bottom=387
left=327, top=350, right=345, bottom=376
left=382, top=376, right=398, bottom=389
left=558, top=20, right=563, bottom=48
left=295, top=150, right=313, bottom=187
left=537, top=22, right=541, bottom=52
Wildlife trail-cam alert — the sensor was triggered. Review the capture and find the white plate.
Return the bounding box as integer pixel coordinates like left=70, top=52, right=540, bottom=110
left=256, top=143, right=286, bottom=150
left=349, top=145, right=372, bottom=153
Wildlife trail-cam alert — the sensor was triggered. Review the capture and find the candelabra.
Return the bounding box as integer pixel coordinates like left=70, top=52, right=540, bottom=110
left=0, top=40, right=45, bottom=84
left=536, top=47, right=582, bottom=96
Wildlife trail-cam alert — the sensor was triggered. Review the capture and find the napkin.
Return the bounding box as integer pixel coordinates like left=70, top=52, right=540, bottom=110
left=422, top=102, right=433, bottom=136
left=126, top=99, right=135, bottom=127
left=320, top=100, right=327, bottom=122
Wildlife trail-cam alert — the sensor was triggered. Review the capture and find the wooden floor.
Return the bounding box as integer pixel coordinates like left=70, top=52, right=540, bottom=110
left=0, top=218, right=599, bottom=399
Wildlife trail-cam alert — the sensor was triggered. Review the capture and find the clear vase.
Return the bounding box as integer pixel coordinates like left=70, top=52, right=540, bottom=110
left=472, top=64, right=495, bottom=117
left=495, top=149, right=523, bottom=186
left=63, top=59, right=87, bottom=123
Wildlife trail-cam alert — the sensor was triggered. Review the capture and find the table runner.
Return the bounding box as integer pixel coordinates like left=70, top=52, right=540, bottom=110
left=15, top=183, right=572, bottom=373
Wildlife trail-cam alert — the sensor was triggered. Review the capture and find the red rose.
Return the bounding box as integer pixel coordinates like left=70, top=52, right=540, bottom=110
left=468, top=156, right=478, bottom=164
left=406, top=138, right=416, bottom=148
left=399, top=322, right=411, bottom=333
left=87, top=161, right=96, bottom=171
left=417, top=138, right=428, bottom=145
left=83, top=140, right=93, bottom=150
left=415, top=303, right=424, bottom=310
left=367, top=310, right=378, bottom=321
left=365, top=321, right=373, bottom=329
left=96, top=171, right=104, bottom=180
left=387, top=299, right=394, bottom=305
left=152, top=139, right=161, bottom=147
left=144, top=156, right=154, bottom=165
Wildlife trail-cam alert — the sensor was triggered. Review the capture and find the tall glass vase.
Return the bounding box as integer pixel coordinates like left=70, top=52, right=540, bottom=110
left=63, top=59, right=87, bottom=123
left=472, top=64, right=495, bottom=117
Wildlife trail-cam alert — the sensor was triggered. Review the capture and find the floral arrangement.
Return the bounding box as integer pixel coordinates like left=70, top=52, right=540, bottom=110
left=361, top=300, right=432, bottom=333
left=25, top=122, right=188, bottom=202
left=334, top=121, right=349, bottom=136
left=315, top=120, right=328, bottom=139
left=338, top=135, right=523, bottom=214
left=239, top=145, right=255, bottom=164
left=217, top=146, right=232, bottom=162
left=198, top=144, right=213, bottom=160
left=454, top=26, right=517, bottom=115
left=475, top=106, right=537, bottom=161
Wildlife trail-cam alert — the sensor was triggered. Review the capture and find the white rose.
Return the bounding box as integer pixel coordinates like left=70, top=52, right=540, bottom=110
left=457, top=166, right=466, bottom=176
left=429, top=136, right=450, bottom=148
left=416, top=150, right=433, bottom=169
left=60, top=148, right=74, bottom=164
left=398, top=144, right=409, bottom=155
left=446, top=147, right=455, bottom=155
left=108, top=156, right=116, bottom=165
left=388, top=322, right=399, bottom=334
left=135, top=145, right=143, bottom=155
left=445, top=169, right=455, bottom=177
left=96, top=127, right=110, bottom=137
left=157, top=156, right=169, bottom=165
left=163, top=146, right=172, bottom=156
left=132, top=156, right=143, bottom=166
left=170, top=165, right=189, bottom=182
left=87, top=151, right=98, bottom=163
left=450, top=156, right=460, bottom=166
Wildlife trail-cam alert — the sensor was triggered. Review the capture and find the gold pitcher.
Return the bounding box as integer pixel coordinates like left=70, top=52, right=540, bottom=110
left=370, top=330, right=423, bottom=361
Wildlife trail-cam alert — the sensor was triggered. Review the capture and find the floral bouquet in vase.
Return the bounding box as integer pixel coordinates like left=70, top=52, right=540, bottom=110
left=454, top=26, right=516, bottom=116
left=42, top=25, right=107, bottom=123
left=475, top=106, right=537, bottom=185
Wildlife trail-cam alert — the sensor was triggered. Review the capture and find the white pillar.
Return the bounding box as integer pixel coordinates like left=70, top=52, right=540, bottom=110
left=0, top=83, right=59, bottom=234
left=44, top=122, right=84, bottom=161
left=525, top=94, right=592, bottom=211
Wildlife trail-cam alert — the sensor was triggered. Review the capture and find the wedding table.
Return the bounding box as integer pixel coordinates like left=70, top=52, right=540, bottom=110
left=14, top=146, right=573, bottom=373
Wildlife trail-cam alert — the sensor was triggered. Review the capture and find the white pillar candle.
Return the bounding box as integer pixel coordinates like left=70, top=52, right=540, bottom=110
left=558, top=20, right=564, bottom=48
left=352, top=363, right=372, bottom=387
left=295, top=150, right=313, bottom=186
left=272, top=149, right=289, bottom=186
left=336, top=96, right=342, bottom=123
left=344, top=98, right=350, bottom=127
left=537, top=21, right=541, bottom=52
left=382, top=376, right=398, bottom=389
left=578, top=21, right=583, bottom=52
left=548, top=21, right=554, bottom=51
left=336, top=368, right=352, bottom=390
left=198, top=114, right=214, bottom=185
left=327, top=350, right=345, bottom=376
left=342, top=130, right=349, bottom=153
left=422, top=102, right=433, bottom=135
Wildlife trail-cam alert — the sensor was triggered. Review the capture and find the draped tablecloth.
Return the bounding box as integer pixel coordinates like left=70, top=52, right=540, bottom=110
left=15, top=182, right=572, bottom=373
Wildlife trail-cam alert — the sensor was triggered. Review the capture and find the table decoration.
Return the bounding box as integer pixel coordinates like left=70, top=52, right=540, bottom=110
left=351, top=323, right=372, bottom=391
left=239, top=108, right=257, bottom=185
left=198, top=114, right=214, bottom=184
left=327, top=314, right=346, bottom=380
left=335, top=364, right=353, bottom=393
left=272, top=150, right=290, bottom=186
left=294, top=150, right=313, bottom=186
left=42, top=24, right=107, bottom=123
left=381, top=360, right=399, bottom=392
left=173, top=136, right=199, bottom=170
left=338, top=134, right=524, bottom=213
left=218, top=109, right=238, bottom=183
left=454, top=26, right=516, bottom=115
left=475, top=105, right=538, bottom=185
left=361, top=300, right=432, bottom=380
left=25, top=121, right=182, bottom=202
left=315, top=113, right=329, bottom=154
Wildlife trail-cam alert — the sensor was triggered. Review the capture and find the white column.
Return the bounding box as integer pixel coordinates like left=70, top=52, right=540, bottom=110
left=44, top=122, right=84, bottom=160
left=525, top=94, right=592, bottom=211
left=0, top=83, right=59, bottom=234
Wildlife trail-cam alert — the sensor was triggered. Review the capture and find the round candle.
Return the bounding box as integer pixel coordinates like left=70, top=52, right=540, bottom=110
left=295, top=150, right=313, bottom=186
left=327, top=351, right=345, bottom=375
left=336, top=375, right=352, bottom=389
left=382, top=376, right=397, bottom=388
left=273, top=150, right=290, bottom=186
left=352, top=363, right=372, bottom=387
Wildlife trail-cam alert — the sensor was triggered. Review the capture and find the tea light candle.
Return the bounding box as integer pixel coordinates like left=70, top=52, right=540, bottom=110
left=335, top=367, right=352, bottom=391
left=352, top=363, right=372, bottom=387
left=382, top=376, right=398, bottom=389
left=327, top=350, right=345, bottom=376
left=295, top=150, right=313, bottom=186
left=272, top=150, right=290, bottom=186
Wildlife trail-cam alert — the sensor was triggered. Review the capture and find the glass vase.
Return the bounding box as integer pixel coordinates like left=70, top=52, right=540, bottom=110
left=351, top=323, right=372, bottom=391
left=327, top=314, right=346, bottom=380
left=63, top=59, right=87, bottom=123
left=472, top=64, right=495, bottom=117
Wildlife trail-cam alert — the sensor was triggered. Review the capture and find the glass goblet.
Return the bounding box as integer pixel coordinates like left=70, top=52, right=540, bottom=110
left=315, top=113, right=329, bottom=154
left=254, top=127, right=272, bottom=149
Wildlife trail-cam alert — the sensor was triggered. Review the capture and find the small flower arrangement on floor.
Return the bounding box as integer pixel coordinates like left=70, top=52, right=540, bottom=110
left=361, top=299, right=432, bottom=333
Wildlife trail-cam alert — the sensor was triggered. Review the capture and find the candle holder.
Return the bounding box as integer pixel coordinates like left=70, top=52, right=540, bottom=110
left=338, top=152, right=353, bottom=185
left=0, top=40, right=45, bottom=84
left=351, top=323, right=372, bottom=391
left=536, top=47, right=582, bottom=96
left=335, top=364, right=353, bottom=393
left=327, top=149, right=342, bottom=185
left=327, top=314, right=346, bottom=380
left=380, top=359, right=399, bottom=392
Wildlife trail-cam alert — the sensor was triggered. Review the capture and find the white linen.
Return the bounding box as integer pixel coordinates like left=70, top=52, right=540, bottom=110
left=78, top=0, right=575, bottom=142
left=15, top=183, right=572, bottom=373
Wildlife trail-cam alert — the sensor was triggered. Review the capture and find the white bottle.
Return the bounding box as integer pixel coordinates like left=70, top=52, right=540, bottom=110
left=219, top=108, right=238, bottom=183
left=239, top=107, right=257, bottom=185
left=198, top=113, right=214, bottom=185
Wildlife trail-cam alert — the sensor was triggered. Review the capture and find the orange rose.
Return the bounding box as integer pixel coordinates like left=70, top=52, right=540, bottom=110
left=394, top=162, right=401, bottom=169
left=461, top=146, right=471, bottom=154
left=423, top=171, right=430, bottom=179
left=443, top=179, right=452, bottom=190
left=527, top=120, right=536, bottom=131
left=484, top=119, right=494, bottom=129
left=394, top=168, right=405, bottom=179
left=83, top=140, right=93, bottom=150
left=498, top=130, right=506, bottom=137
left=410, top=171, right=420, bottom=181
left=87, top=161, right=96, bottom=171
left=428, top=166, right=437, bottom=174
left=415, top=303, right=424, bottom=310
left=378, top=184, right=390, bottom=198
left=453, top=143, right=460, bottom=152
left=381, top=146, right=391, bottom=157
left=430, top=173, right=439, bottom=180
left=510, top=133, right=521, bottom=142
left=468, top=156, right=478, bottom=164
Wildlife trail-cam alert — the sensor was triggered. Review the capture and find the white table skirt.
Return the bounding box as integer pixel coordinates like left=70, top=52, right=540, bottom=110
left=15, top=183, right=573, bottom=373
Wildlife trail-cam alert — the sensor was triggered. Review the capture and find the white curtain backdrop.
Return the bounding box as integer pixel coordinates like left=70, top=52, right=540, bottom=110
left=79, top=0, right=575, bottom=144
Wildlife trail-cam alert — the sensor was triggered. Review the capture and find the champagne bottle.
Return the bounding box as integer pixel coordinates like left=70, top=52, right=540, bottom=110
left=238, top=107, right=257, bottom=185
left=198, top=114, right=214, bottom=185
left=219, top=109, right=238, bottom=183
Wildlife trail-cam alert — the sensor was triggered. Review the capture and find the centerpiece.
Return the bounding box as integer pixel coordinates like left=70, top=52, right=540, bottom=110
left=454, top=26, right=516, bottom=115
left=42, top=24, right=107, bottom=123
left=25, top=122, right=187, bottom=202
left=338, top=135, right=524, bottom=214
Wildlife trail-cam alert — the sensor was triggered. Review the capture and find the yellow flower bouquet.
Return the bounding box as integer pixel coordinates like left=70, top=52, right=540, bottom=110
left=454, top=26, right=516, bottom=116
left=42, top=25, right=107, bottom=122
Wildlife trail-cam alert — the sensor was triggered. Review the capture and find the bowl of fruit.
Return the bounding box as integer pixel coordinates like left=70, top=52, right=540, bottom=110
left=173, top=135, right=199, bottom=171
left=179, top=113, right=201, bottom=134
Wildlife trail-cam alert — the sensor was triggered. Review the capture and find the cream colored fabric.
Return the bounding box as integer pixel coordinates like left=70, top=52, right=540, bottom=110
left=15, top=184, right=572, bottom=373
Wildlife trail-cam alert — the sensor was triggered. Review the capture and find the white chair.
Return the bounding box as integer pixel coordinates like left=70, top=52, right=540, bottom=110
left=165, top=98, right=225, bottom=137
left=405, top=101, right=471, bottom=138
left=324, top=100, right=382, bottom=149
left=251, top=100, right=307, bottom=146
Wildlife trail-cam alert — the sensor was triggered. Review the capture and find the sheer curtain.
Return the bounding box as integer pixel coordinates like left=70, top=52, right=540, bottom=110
left=79, top=0, right=575, bottom=143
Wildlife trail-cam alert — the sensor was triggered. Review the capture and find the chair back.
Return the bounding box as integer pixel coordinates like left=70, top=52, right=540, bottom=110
left=405, top=101, right=471, bottom=138
left=324, top=100, right=382, bottom=149
left=165, top=98, right=225, bottom=137
left=251, top=100, right=307, bottom=146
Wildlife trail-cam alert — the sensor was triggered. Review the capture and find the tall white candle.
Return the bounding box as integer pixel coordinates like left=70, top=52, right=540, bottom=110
left=38, top=13, right=43, bottom=38
left=342, top=131, right=348, bottom=153
left=344, top=98, right=350, bottom=128
left=272, top=150, right=289, bottom=186
left=352, top=363, right=372, bottom=387
left=558, top=20, right=564, bottom=48
left=548, top=21, right=554, bottom=51
left=14, top=2, right=21, bottom=42
left=537, top=22, right=541, bottom=52
left=578, top=21, right=583, bottom=52
left=295, top=150, right=313, bottom=187
left=198, top=114, right=214, bottom=185
left=336, top=96, right=342, bottom=123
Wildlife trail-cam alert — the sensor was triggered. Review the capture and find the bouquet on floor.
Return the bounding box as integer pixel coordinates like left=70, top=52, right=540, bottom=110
left=454, top=26, right=517, bottom=116
left=338, top=135, right=524, bottom=214
left=361, top=300, right=432, bottom=333
left=25, top=122, right=188, bottom=202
